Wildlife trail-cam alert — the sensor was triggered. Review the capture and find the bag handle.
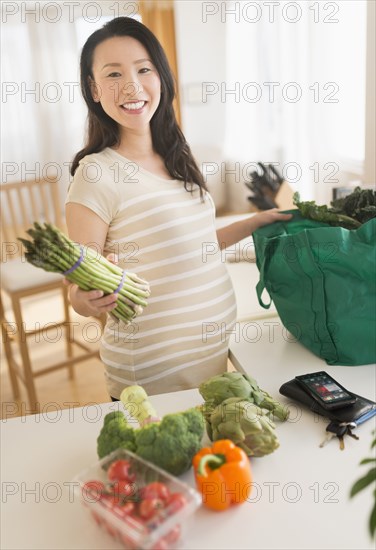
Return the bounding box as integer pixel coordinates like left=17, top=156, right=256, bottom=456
left=255, top=219, right=292, bottom=309
left=256, top=239, right=273, bottom=309
left=256, top=279, right=272, bottom=309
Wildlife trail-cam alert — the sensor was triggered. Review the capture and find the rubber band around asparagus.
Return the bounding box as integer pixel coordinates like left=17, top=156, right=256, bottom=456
left=62, top=245, right=84, bottom=275
left=114, top=270, right=127, bottom=295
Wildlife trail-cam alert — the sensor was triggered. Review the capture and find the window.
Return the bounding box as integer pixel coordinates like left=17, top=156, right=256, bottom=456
left=224, top=1, right=367, bottom=201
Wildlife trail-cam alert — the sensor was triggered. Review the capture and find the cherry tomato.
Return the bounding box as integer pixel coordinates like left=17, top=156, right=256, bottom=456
left=107, top=459, right=136, bottom=483
left=140, top=482, right=171, bottom=502
left=82, top=480, right=105, bottom=503
left=166, top=492, right=187, bottom=514
left=138, top=497, right=165, bottom=520
left=111, top=480, right=137, bottom=499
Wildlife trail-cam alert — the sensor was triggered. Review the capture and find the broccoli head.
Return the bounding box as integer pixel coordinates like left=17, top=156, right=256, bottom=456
left=96, top=389, right=205, bottom=476
left=135, top=408, right=204, bottom=476
left=97, top=411, right=136, bottom=459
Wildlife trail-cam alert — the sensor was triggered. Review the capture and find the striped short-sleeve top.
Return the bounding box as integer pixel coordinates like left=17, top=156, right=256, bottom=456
left=66, top=147, right=237, bottom=398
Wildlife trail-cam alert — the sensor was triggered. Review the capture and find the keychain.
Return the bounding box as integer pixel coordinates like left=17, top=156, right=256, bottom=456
left=320, top=421, right=359, bottom=450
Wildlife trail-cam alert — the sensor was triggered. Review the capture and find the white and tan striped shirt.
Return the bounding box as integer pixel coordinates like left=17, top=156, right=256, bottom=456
left=66, top=147, right=237, bottom=398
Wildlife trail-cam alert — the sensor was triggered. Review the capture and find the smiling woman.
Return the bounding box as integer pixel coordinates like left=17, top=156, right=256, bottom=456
left=89, top=36, right=162, bottom=140
left=64, top=16, right=291, bottom=400
left=65, top=16, right=234, bottom=398
left=70, top=17, right=204, bottom=191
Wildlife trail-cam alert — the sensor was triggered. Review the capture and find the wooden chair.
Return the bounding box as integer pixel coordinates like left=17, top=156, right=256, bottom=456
left=1, top=178, right=104, bottom=413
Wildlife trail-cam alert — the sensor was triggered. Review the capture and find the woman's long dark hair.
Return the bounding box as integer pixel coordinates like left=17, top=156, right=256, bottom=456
left=71, top=17, right=207, bottom=195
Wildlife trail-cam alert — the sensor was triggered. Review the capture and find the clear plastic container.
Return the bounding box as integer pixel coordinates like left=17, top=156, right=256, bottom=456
left=73, top=449, right=201, bottom=549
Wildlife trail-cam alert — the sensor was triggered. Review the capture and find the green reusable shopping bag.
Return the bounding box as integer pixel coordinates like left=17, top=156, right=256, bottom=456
left=253, top=210, right=376, bottom=365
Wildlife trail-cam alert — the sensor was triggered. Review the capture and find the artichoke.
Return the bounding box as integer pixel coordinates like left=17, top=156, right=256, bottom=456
left=199, top=372, right=289, bottom=421
left=206, top=397, right=280, bottom=457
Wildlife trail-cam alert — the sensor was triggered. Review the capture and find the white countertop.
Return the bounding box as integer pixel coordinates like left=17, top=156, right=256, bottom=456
left=229, top=317, right=376, bottom=550
left=1, top=391, right=206, bottom=550
left=2, top=214, right=374, bottom=549
left=1, top=317, right=375, bottom=550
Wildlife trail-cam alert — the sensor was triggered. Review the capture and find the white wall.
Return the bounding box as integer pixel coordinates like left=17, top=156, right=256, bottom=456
left=174, top=1, right=229, bottom=210
left=174, top=1, right=372, bottom=213
left=174, top=1, right=226, bottom=148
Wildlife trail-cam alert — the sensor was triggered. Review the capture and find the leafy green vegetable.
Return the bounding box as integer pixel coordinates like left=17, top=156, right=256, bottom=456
left=97, top=386, right=204, bottom=476
left=350, top=430, right=376, bottom=539
left=293, top=193, right=361, bottom=229
left=331, top=187, right=376, bottom=224
left=293, top=187, right=376, bottom=229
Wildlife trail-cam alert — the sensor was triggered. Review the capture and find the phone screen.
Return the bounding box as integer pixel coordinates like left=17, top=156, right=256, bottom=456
left=296, top=371, right=355, bottom=407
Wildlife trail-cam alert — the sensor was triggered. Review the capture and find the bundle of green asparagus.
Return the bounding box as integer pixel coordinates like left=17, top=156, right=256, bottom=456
left=18, top=222, right=150, bottom=324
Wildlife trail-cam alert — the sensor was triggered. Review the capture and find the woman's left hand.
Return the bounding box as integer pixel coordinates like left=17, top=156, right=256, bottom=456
left=253, top=208, right=293, bottom=229
left=216, top=208, right=293, bottom=250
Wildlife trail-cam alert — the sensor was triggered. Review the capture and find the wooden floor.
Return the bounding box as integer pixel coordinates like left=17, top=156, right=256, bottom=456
left=1, top=291, right=235, bottom=420
left=1, top=291, right=109, bottom=420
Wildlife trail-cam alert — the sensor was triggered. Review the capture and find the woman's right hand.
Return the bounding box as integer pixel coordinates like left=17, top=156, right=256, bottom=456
left=67, top=284, right=118, bottom=318
left=63, top=252, right=119, bottom=318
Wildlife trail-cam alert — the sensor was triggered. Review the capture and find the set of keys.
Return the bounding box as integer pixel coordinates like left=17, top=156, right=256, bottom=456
left=319, top=421, right=360, bottom=450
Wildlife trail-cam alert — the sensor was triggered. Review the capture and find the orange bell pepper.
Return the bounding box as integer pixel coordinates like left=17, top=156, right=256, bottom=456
left=192, top=439, right=252, bottom=511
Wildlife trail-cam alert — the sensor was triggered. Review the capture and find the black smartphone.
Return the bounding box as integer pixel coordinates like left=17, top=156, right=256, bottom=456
left=295, top=371, right=357, bottom=410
